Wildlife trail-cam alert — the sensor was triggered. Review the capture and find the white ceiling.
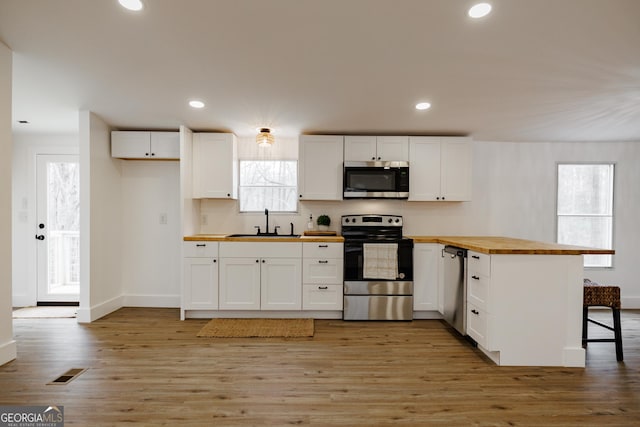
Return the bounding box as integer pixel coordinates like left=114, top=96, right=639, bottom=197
left=1, top=0, right=639, bottom=141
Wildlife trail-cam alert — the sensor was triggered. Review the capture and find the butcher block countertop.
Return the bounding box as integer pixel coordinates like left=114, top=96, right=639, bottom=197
left=409, top=236, right=614, bottom=255
left=184, top=234, right=344, bottom=243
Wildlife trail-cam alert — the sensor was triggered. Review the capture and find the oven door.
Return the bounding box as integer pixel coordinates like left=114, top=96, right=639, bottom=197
left=344, top=239, right=414, bottom=281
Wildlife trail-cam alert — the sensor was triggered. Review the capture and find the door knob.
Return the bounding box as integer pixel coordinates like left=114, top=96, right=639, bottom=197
left=35, top=234, right=45, bottom=240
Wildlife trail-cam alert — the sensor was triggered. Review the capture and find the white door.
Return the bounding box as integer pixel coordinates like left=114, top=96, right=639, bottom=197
left=376, top=136, right=409, bottom=161
left=36, top=154, right=80, bottom=302
left=408, top=137, right=442, bottom=201
left=219, top=258, right=261, bottom=310
left=261, top=258, right=302, bottom=310
left=182, top=257, right=218, bottom=310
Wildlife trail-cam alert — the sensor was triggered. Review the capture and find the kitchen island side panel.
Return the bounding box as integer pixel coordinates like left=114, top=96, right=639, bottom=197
left=488, top=254, right=585, bottom=367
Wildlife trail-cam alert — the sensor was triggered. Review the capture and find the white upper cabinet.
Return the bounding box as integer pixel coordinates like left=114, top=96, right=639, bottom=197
left=111, top=131, right=180, bottom=159
left=298, top=135, right=344, bottom=200
left=192, top=132, right=238, bottom=199
left=344, top=136, right=409, bottom=161
left=408, top=136, right=472, bottom=201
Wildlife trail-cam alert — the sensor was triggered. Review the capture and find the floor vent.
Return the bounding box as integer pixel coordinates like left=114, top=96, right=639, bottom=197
left=48, top=368, right=87, bottom=385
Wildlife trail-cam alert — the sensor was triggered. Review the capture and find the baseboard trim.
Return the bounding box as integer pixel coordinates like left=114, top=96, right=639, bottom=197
left=123, top=294, right=180, bottom=308
left=0, top=339, right=17, bottom=367
left=621, top=296, right=640, bottom=309
left=76, top=295, right=124, bottom=323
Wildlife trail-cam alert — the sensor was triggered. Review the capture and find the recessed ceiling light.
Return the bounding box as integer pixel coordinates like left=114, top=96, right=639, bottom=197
left=189, top=100, right=205, bottom=109
left=468, top=3, right=492, bottom=19
left=415, top=102, right=431, bottom=111
left=118, top=0, right=144, bottom=12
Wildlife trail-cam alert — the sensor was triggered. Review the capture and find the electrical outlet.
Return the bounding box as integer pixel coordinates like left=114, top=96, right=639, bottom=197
left=160, top=213, right=167, bottom=225
left=201, top=214, right=208, bottom=225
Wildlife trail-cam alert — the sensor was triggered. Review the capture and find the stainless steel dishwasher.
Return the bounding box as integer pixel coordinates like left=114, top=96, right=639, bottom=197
left=442, top=246, right=467, bottom=335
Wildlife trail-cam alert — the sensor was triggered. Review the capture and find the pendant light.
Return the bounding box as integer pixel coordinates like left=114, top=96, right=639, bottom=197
left=256, top=128, right=274, bottom=147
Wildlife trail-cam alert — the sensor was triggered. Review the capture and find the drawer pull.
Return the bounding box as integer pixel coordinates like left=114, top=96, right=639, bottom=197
left=471, top=255, right=480, bottom=260
left=318, top=260, right=329, bottom=264
left=471, top=275, right=480, bottom=280
left=213, top=259, right=217, bottom=263
left=318, top=286, right=328, bottom=290
left=196, top=244, right=206, bottom=247
left=318, top=244, right=329, bottom=248
left=471, top=309, right=479, bottom=315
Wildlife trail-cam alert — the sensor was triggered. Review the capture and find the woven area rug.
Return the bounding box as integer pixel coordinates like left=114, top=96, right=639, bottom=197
left=197, top=318, right=314, bottom=338
left=13, top=306, right=77, bottom=319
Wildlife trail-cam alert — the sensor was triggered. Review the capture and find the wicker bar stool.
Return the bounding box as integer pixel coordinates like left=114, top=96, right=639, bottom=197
left=582, top=278, right=623, bottom=361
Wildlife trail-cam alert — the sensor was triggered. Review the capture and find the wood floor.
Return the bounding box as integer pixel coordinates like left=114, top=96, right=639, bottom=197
left=3, top=308, right=639, bottom=426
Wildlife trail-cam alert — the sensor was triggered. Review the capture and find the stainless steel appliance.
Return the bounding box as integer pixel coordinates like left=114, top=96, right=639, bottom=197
left=442, top=245, right=467, bottom=334
left=342, top=214, right=414, bottom=320
left=343, top=161, right=409, bottom=199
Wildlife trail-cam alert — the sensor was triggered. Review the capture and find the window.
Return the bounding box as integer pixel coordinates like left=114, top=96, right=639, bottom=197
left=239, top=160, right=297, bottom=212
left=557, top=163, right=614, bottom=268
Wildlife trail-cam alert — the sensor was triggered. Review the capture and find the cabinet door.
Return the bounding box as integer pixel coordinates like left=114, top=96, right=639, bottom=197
left=193, top=133, right=238, bottom=199
left=441, top=137, right=472, bottom=201
left=344, top=136, right=377, bottom=161
left=303, top=284, right=343, bottom=310
left=408, top=137, right=442, bottom=201
left=261, top=258, right=302, bottom=310
left=150, top=132, right=180, bottom=159
left=183, top=257, right=218, bottom=310
left=413, top=244, right=440, bottom=311
left=376, top=136, right=409, bottom=161
left=111, top=131, right=151, bottom=158
left=298, top=135, right=344, bottom=200
left=219, top=258, right=261, bottom=310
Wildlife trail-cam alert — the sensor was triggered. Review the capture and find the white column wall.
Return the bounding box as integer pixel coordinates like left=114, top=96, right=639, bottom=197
left=0, top=41, right=17, bottom=366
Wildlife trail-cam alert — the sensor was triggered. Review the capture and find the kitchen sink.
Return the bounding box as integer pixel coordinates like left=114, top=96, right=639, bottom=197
left=226, top=233, right=301, bottom=238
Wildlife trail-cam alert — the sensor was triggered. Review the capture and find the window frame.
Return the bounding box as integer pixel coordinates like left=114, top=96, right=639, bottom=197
left=555, top=161, right=615, bottom=269
left=238, top=159, right=299, bottom=214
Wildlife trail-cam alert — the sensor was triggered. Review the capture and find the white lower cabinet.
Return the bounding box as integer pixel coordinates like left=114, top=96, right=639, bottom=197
left=182, top=242, right=219, bottom=311
left=413, top=243, right=441, bottom=312
left=218, top=242, right=303, bottom=311
left=302, top=242, right=343, bottom=310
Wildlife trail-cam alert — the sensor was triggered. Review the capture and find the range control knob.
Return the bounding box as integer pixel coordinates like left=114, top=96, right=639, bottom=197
left=351, top=217, right=357, bottom=223
left=395, top=218, right=400, bottom=223
left=345, top=218, right=350, bottom=223
left=388, top=218, right=393, bottom=223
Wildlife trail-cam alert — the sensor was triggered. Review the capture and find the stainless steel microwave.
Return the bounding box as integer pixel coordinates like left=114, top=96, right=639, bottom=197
left=343, top=161, right=409, bottom=199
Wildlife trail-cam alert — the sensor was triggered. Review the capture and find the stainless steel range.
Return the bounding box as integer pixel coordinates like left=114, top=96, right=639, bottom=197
left=341, top=214, right=414, bottom=320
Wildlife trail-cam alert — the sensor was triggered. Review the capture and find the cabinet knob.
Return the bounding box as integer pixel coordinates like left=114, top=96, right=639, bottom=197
left=442, top=196, right=445, bottom=200
left=213, top=259, right=217, bottom=263
left=255, top=259, right=259, bottom=263
left=377, top=157, right=381, bottom=160
left=471, top=309, right=479, bottom=315
left=227, top=193, right=231, bottom=197
left=471, top=275, right=480, bottom=280
left=371, top=157, right=375, bottom=160
left=318, top=286, right=328, bottom=290
left=436, top=197, right=440, bottom=200
left=261, top=259, right=266, bottom=263
left=151, top=153, right=156, bottom=156
left=299, top=194, right=303, bottom=198
left=471, top=255, right=480, bottom=260
left=145, top=153, right=150, bottom=156
left=318, top=260, right=329, bottom=264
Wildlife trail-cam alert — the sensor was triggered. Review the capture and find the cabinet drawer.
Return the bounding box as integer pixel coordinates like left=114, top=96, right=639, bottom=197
left=303, top=258, right=343, bottom=284
left=303, top=284, right=343, bottom=310
left=303, top=242, right=343, bottom=258
left=466, top=302, right=488, bottom=349
left=468, top=251, right=490, bottom=277
left=183, top=241, right=218, bottom=258
left=467, top=272, right=489, bottom=311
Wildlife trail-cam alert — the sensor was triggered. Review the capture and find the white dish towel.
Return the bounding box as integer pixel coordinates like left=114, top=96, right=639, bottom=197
left=363, top=243, right=398, bottom=280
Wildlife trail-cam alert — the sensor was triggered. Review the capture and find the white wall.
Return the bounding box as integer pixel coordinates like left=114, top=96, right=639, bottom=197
left=77, top=111, right=123, bottom=322
left=121, top=160, right=181, bottom=307
left=0, top=41, right=17, bottom=366
left=196, top=138, right=640, bottom=308
left=11, top=133, right=78, bottom=306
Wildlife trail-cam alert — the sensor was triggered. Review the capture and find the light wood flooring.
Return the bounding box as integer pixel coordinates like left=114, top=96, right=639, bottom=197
left=2, top=308, right=639, bottom=426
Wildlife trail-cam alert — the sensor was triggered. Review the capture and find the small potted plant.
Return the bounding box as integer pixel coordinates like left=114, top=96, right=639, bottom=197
left=317, top=214, right=331, bottom=231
